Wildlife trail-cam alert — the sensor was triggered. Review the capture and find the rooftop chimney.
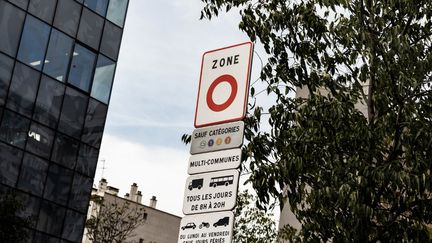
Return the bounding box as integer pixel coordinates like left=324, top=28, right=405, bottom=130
left=149, top=196, right=157, bottom=208
left=98, top=178, right=108, bottom=192
left=130, top=183, right=138, bottom=202
left=136, top=191, right=142, bottom=204
left=124, top=193, right=130, bottom=199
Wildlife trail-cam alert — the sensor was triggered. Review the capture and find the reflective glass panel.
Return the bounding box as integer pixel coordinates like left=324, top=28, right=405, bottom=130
left=62, top=210, right=85, bottom=242
left=77, top=8, right=104, bottom=50
left=76, top=143, right=98, bottom=177
left=68, top=44, right=96, bottom=92
left=84, top=0, right=108, bottom=16
left=33, top=75, right=65, bottom=128
left=8, top=0, right=29, bottom=10
left=17, top=15, right=51, bottom=70
left=43, top=29, right=73, bottom=82
left=28, top=0, right=57, bottom=24
left=100, top=21, right=122, bottom=61
left=69, top=173, right=92, bottom=212
left=0, top=1, right=25, bottom=57
left=17, top=153, right=49, bottom=196
left=6, top=62, right=40, bottom=118
left=91, top=55, right=115, bottom=104
left=15, top=192, right=41, bottom=227
left=51, top=133, right=79, bottom=169
left=37, top=200, right=66, bottom=236
left=106, top=0, right=128, bottom=27
left=26, top=122, right=55, bottom=159
left=44, top=164, right=73, bottom=205
left=58, top=87, right=89, bottom=139
left=81, top=99, right=107, bottom=148
left=53, top=0, right=81, bottom=37
left=0, top=52, right=14, bottom=106
left=0, top=142, right=23, bottom=186
left=33, top=232, right=60, bottom=243
left=0, top=110, right=31, bottom=148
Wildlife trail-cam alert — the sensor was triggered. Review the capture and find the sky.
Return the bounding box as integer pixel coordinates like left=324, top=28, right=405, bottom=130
left=94, top=0, right=275, bottom=219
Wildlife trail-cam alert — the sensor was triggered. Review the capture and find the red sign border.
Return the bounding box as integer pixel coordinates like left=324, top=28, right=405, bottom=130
left=194, top=41, right=254, bottom=128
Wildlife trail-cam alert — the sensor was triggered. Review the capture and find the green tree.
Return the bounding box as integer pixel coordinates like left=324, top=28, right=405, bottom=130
left=85, top=195, right=147, bottom=243
left=0, top=192, right=32, bottom=243
left=199, top=0, right=432, bottom=241
left=234, top=190, right=277, bottom=243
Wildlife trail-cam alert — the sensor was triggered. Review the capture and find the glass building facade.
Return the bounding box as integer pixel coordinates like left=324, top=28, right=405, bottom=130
left=0, top=0, right=128, bottom=241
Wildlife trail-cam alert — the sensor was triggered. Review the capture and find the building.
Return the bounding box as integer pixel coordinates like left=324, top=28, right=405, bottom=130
left=83, top=179, right=182, bottom=243
left=0, top=0, right=128, bottom=242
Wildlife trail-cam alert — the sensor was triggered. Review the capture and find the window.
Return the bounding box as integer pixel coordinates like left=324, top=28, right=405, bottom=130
left=62, top=210, right=85, bottom=242
left=15, top=192, right=41, bottom=227
left=0, top=110, right=31, bottom=148
left=81, top=99, right=107, bottom=148
left=37, top=200, right=66, bottom=237
left=58, top=87, right=89, bottom=139
left=53, top=0, right=81, bottom=37
left=33, top=75, right=65, bottom=128
left=17, top=15, right=51, bottom=70
left=0, top=1, right=25, bottom=57
left=17, top=153, right=49, bottom=196
left=26, top=122, right=55, bottom=159
left=68, top=44, right=96, bottom=92
left=100, top=21, right=122, bottom=61
left=8, top=0, right=29, bottom=10
left=77, top=8, right=104, bottom=50
left=84, top=0, right=108, bottom=17
left=0, top=142, right=23, bottom=187
left=33, top=231, right=60, bottom=243
left=75, top=143, right=98, bottom=177
left=6, top=62, right=41, bottom=118
left=0, top=52, right=14, bottom=106
left=106, top=0, right=128, bottom=27
left=43, top=29, right=73, bottom=82
left=91, top=55, right=115, bottom=104
left=68, top=173, right=92, bottom=212
left=28, top=0, right=57, bottom=24
left=44, top=164, right=73, bottom=205
left=51, top=133, right=79, bottom=169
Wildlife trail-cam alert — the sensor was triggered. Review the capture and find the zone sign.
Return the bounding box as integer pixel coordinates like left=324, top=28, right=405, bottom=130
left=194, top=42, right=254, bottom=128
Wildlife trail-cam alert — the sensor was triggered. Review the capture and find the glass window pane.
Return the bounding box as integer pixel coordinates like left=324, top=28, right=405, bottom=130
left=106, top=0, right=128, bottom=27
left=37, top=200, right=66, bottom=237
left=76, top=143, right=98, bottom=177
left=17, top=15, right=51, bottom=70
left=28, top=0, right=57, bottom=24
left=6, top=62, right=40, bottom=118
left=62, top=210, right=85, bottom=242
left=77, top=8, right=104, bottom=50
left=0, top=1, right=25, bottom=57
left=81, top=99, right=107, bottom=148
left=44, top=164, right=73, bottom=205
left=53, top=0, right=81, bottom=37
left=17, top=153, right=49, bottom=196
left=26, top=122, right=55, bottom=159
left=69, top=173, right=92, bottom=212
left=84, top=0, right=108, bottom=16
left=15, top=192, right=41, bottom=228
left=100, top=21, right=122, bottom=61
left=58, top=87, right=89, bottom=139
left=33, top=75, right=65, bottom=128
left=91, top=55, right=115, bottom=104
left=68, top=44, right=96, bottom=92
left=8, top=0, right=29, bottom=10
left=51, top=133, right=78, bottom=169
left=0, top=142, right=23, bottom=186
left=0, top=110, right=31, bottom=148
left=43, top=29, right=73, bottom=82
left=0, top=52, right=14, bottom=106
left=33, top=232, right=60, bottom=243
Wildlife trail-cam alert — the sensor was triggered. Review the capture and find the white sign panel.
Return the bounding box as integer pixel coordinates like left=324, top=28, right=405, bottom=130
left=194, top=42, right=253, bottom=128
left=188, top=148, right=242, bottom=175
left=190, top=121, right=244, bottom=155
left=177, top=211, right=234, bottom=243
left=183, top=169, right=239, bottom=215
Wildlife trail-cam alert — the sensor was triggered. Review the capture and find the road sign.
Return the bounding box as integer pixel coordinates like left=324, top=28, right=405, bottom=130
left=188, top=148, right=242, bottom=175
left=190, top=121, right=244, bottom=155
left=183, top=169, right=239, bottom=215
left=194, top=42, right=254, bottom=128
left=177, top=211, right=234, bottom=243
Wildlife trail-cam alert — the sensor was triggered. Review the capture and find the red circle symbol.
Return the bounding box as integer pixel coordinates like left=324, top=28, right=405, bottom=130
left=206, top=74, right=238, bottom=112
